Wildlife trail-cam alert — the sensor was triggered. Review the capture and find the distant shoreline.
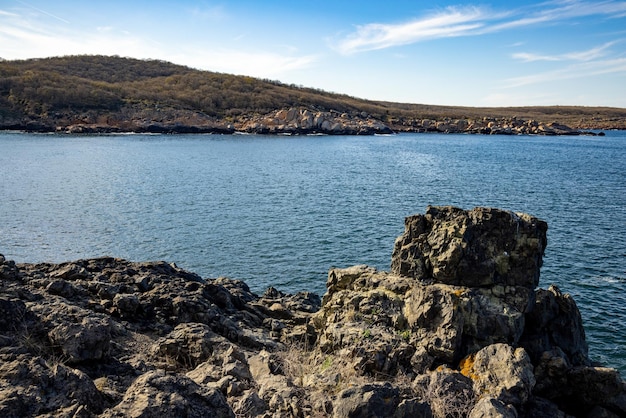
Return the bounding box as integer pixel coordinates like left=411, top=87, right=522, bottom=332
left=0, top=113, right=609, bottom=137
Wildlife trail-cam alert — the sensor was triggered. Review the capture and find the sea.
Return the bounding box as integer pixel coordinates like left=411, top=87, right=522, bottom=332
left=0, top=131, right=624, bottom=374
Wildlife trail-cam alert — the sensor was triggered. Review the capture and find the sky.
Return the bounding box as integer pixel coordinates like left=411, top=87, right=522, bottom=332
left=1, top=0, right=626, bottom=107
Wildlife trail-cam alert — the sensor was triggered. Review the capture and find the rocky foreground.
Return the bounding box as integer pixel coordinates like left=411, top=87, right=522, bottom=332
left=1, top=206, right=624, bottom=417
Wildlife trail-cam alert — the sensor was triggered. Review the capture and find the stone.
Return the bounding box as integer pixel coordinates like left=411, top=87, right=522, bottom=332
left=520, top=285, right=589, bottom=366
left=469, top=397, right=518, bottom=418
left=48, top=316, right=112, bottom=364
left=566, top=366, right=626, bottom=415
left=0, top=297, right=27, bottom=332
left=333, top=382, right=400, bottom=418
left=521, top=397, right=567, bottom=418
left=460, top=343, right=535, bottom=405
left=0, top=254, right=18, bottom=280
left=152, top=322, right=227, bottom=369
left=393, top=399, right=433, bottom=418
left=112, top=293, right=140, bottom=318
left=391, top=206, right=547, bottom=288
left=233, top=390, right=267, bottom=416
left=102, top=370, right=234, bottom=417
left=0, top=354, right=105, bottom=416
left=418, top=369, right=476, bottom=418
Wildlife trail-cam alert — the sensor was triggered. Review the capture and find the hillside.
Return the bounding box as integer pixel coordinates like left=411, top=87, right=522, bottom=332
left=1, top=55, right=625, bottom=134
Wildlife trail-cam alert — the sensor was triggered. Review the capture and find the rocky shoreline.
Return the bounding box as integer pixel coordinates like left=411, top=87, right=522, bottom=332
left=1, top=206, right=624, bottom=417
left=2, top=107, right=606, bottom=136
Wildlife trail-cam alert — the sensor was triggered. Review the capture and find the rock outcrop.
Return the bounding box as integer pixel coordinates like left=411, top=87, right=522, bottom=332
left=387, top=116, right=601, bottom=136
left=9, top=106, right=601, bottom=136
left=237, top=108, right=394, bottom=135
left=1, top=207, right=624, bottom=417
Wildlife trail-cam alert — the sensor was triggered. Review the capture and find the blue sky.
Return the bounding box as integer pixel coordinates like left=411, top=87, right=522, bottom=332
left=1, top=0, right=625, bottom=107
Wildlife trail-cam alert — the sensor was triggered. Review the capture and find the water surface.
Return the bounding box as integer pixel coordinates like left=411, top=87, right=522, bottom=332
left=1, top=131, right=624, bottom=373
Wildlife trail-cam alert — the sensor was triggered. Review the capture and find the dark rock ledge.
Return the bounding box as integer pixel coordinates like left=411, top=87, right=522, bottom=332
left=3, top=107, right=603, bottom=136
left=1, top=206, right=624, bottom=417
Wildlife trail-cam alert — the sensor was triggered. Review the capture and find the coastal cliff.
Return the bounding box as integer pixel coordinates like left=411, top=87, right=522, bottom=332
left=1, top=207, right=624, bottom=417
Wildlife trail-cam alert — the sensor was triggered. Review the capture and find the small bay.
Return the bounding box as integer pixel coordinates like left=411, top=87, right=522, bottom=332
left=1, top=131, right=624, bottom=374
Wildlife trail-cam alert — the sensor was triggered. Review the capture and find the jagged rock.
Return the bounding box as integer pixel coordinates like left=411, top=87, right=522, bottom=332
left=152, top=322, right=227, bottom=369
left=566, top=366, right=626, bottom=416
left=0, top=353, right=105, bottom=416
left=232, top=390, right=268, bottom=417
left=416, top=369, right=475, bottom=418
left=469, top=397, right=518, bottom=418
left=48, top=316, right=112, bottom=364
left=247, top=349, right=311, bottom=416
left=0, top=254, right=19, bottom=281
left=391, top=206, right=547, bottom=288
left=240, top=106, right=394, bottom=135
left=530, top=348, right=572, bottom=400
left=460, top=343, right=535, bottom=405
left=520, top=284, right=589, bottom=366
left=0, top=297, right=26, bottom=332
left=521, top=397, right=567, bottom=418
left=101, top=370, right=234, bottom=417
left=333, top=382, right=400, bottom=418
left=393, top=399, right=433, bottom=418
left=313, top=207, right=549, bottom=369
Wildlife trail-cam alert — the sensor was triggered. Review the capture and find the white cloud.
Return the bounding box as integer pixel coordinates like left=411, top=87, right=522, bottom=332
left=0, top=7, right=318, bottom=78
left=504, top=58, right=626, bottom=87
left=0, top=17, right=158, bottom=60
left=512, top=41, right=618, bottom=62
left=13, top=0, right=70, bottom=24
left=189, top=5, right=228, bottom=21
left=0, top=10, right=19, bottom=17
left=512, top=52, right=561, bottom=62
left=334, top=1, right=626, bottom=54
left=334, top=6, right=488, bottom=54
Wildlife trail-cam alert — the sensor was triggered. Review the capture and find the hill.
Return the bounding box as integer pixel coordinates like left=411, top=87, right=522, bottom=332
left=1, top=55, right=625, bottom=134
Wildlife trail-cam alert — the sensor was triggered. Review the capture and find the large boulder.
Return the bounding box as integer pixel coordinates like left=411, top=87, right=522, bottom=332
left=102, top=370, right=234, bottom=418
left=48, top=316, right=112, bottom=364
left=332, top=382, right=401, bottom=418
left=391, top=206, right=547, bottom=288
left=520, top=285, right=589, bottom=366
left=459, top=343, right=535, bottom=405
left=0, top=353, right=106, bottom=416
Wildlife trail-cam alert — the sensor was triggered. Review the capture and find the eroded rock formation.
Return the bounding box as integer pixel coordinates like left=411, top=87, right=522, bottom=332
left=0, top=207, right=624, bottom=417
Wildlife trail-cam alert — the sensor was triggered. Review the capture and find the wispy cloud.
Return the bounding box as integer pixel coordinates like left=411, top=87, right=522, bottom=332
left=0, top=9, right=318, bottom=77
left=189, top=5, right=228, bottom=21
left=13, top=0, right=70, bottom=24
left=0, top=13, right=156, bottom=60
left=334, top=1, right=626, bottom=54
left=512, top=41, right=618, bottom=62
left=335, top=6, right=490, bottom=54
left=504, top=57, right=626, bottom=87
left=0, top=10, right=19, bottom=17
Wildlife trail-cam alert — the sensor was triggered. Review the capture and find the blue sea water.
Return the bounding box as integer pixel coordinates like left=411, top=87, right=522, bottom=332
left=0, top=131, right=624, bottom=374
